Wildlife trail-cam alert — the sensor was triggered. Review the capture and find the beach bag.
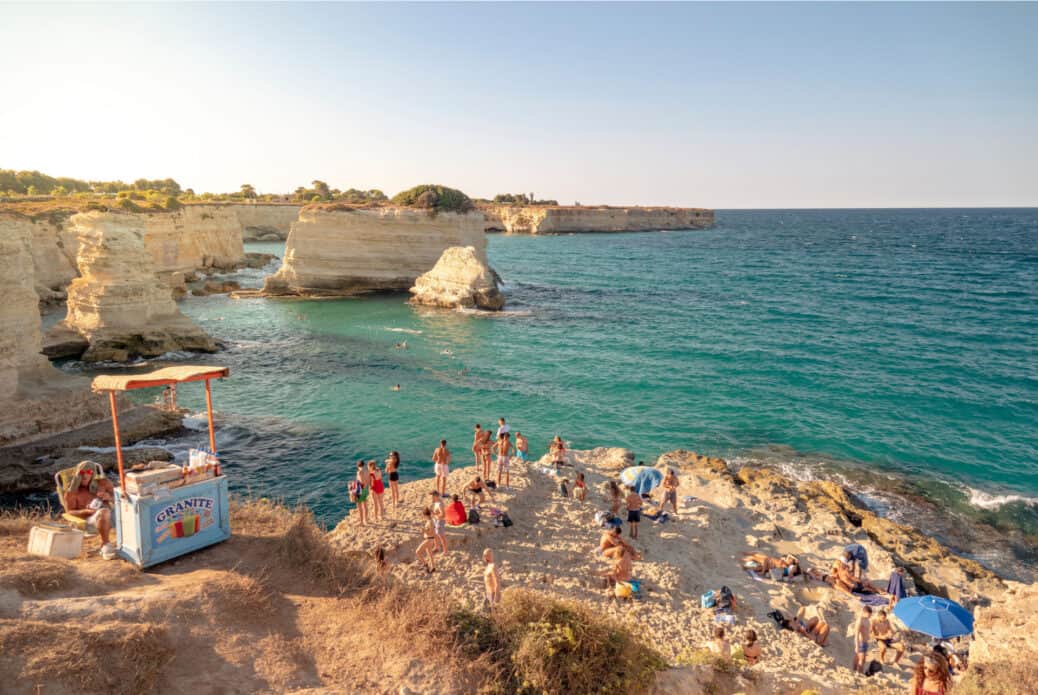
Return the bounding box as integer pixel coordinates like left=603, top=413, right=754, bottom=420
left=866, top=660, right=883, bottom=677
left=717, top=585, right=735, bottom=611
left=467, top=508, right=480, bottom=525
left=614, top=581, right=634, bottom=599
left=486, top=480, right=497, bottom=490
left=768, top=610, right=792, bottom=631
left=700, top=590, right=716, bottom=609
left=500, top=512, right=513, bottom=527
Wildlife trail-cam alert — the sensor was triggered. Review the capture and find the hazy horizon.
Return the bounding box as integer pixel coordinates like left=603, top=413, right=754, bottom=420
left=1, top=2, right=1035, bottom=208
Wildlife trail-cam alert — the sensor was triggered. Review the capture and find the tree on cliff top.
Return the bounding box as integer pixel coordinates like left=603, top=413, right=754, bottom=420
left=392, top=184, right=473, bottom=213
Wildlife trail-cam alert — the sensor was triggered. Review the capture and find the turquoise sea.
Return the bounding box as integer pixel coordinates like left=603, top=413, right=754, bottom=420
left=59, top=209, right=1038, bottom=578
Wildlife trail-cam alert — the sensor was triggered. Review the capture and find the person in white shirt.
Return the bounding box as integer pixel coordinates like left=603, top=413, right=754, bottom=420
left=497, top=417, right=510, bottom=438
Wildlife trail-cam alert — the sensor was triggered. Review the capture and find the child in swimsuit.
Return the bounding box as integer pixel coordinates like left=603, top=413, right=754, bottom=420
left=368, top=461, right=385, bottom=521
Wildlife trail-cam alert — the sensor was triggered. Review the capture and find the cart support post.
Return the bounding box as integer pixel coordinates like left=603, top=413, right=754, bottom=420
left=109, top=391, right=126, bottom=492
left=204, top=378, right=217, bottom=454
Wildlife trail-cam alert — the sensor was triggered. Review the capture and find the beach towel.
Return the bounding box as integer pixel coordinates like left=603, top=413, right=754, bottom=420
left=886, top=570, right=907, bottom=600
left=745, top=569, right=768, bottom=583
left=445, top=501, right=467, bottom=526
left=855, top=592, right=889, bottom=607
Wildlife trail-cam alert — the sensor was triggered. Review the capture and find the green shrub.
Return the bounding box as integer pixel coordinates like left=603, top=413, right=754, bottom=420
left=391, top=184, right=474, bottom=213
left=163, top=196, right=182, bottom=211
left=117, top=198, right=143, bottom=212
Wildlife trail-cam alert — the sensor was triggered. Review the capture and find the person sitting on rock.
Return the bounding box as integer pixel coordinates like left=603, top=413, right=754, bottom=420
left=871, top=608, right=905, bottom=664
left=63, top=462, right=116, bottom=558
left=599, top=526, right=639, bottom=560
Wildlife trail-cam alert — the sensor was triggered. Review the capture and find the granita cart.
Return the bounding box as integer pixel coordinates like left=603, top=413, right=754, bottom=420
left=91, top=366, right=232, bottom=568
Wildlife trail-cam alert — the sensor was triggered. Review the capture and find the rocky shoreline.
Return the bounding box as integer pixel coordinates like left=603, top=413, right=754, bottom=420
left=331, top=446, right=1034, bottom=694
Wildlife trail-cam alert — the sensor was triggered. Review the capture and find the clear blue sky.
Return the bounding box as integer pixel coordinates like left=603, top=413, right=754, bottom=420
left=1, top=2, right=1035, bottom=208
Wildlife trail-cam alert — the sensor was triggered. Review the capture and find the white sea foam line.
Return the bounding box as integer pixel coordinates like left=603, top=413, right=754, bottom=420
left=385, top=327, right=423, bottom=334
left=964, top=486, right=1038, bottom=510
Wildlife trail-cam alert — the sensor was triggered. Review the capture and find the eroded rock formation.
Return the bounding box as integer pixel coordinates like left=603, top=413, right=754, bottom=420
left=482, top=205, right=714, bottom=234
left=55, top=211, right=218, bottom=362
left=0, top=213, right=108, bottom=445
left=230, top=203, right=301, bottom=241
left=409, top=245, right=505, bottom=310
left=263, top=206, right=486, bottom=296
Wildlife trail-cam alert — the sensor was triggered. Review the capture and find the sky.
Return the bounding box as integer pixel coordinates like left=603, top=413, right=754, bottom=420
left=1, top=2, right=1035, bottom=208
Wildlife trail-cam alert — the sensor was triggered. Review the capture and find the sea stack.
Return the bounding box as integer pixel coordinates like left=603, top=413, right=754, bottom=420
left=55, top=211, right=218, bottom=362
left=263, top=205, right=486, bottom=297
left=0, top=214, right=108, bottom=445
left=409, top=245, right=505, bottom=311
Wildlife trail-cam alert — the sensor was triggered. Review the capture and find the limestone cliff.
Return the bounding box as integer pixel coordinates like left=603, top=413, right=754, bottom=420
left=409, top=246, right=505, bottom=310
left=140, top=206, right=245, bottom=281
left=55, top=211, right=218, bottom=362
left=263, top=206, right=486, bottom=296
left=229, top=203, right=301, bottom=241
left=482, top=205, right=714, bottom=234
left=0, top=214, right=109, bottom=445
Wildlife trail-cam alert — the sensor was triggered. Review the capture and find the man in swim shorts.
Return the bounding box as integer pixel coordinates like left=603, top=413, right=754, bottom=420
left=854, top=606, right=872, bottom=673
left=624, top=486, right=643, bottom=539
left=433, top=439, right=451, bottom=496
left=871, top=608, right=904, bottom=664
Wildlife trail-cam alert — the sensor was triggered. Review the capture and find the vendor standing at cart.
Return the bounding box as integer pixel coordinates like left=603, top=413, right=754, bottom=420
left=63, top=462, right=116, bottom=557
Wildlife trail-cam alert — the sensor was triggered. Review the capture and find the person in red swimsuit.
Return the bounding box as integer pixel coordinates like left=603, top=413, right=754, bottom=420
left=910, top=651, right=951, bottom=695
left=368, top=460, right=385, bottom=522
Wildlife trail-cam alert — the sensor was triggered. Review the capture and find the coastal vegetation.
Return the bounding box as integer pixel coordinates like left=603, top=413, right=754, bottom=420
left=391, top=184, right=474, bottom=213
left=490, top=192, right=559, bottom=206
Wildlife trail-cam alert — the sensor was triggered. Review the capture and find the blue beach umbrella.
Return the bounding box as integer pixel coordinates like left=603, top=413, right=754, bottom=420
left=619, top=466, right=664, bottom=495
left=892, top=596, right=974, bottom=639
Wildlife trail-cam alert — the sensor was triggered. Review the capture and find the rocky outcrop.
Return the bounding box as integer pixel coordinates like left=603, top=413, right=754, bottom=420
left=229, top=203, right=301, bottom=241
left=0, top=214, right=109, bottom=445
left=409, top=246, right=505, bottom=310
left=54, top=211, right=218, bottom=362
left=482, top=205, right=714, bottom=234
left=263, top=206, right=486, bottom=297
left=140, top=206, right=245, bottom=282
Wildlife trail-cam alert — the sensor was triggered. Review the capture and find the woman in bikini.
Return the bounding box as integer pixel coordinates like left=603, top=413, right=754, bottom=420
left=496, top=432, right=512, bottom=488
left=550, top=435, right=567, bottom=470
left=479, top=427, right=493, bottom=479
left=742, top=629, right=762, bottom=665
left=368, top=460, right=385, bottom=522
left=416, top=507, right=437, bottom=573
left=910, top=651, right=952, bottom=695
left=385, top=451, right=401, bottom=512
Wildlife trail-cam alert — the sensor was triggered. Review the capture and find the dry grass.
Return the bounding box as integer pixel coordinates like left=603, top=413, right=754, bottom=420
left=450, top=588, right=667, bottom=695
left=199, top=566, right=274, bottom=620
left=0, top=508, right=52, bottom=536
left=0, top=555, right=75, bottom=595
left=276, top=506, right=375, bottom=595
left=0, top=620, right=170, bottom=695
left=954, top=660, right=1038, bottom=695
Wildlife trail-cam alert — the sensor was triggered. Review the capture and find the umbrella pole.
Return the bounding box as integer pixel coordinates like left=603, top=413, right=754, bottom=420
left=204, top=378, right=216, bottom=454
left=109, top=391, right=126, bottom=493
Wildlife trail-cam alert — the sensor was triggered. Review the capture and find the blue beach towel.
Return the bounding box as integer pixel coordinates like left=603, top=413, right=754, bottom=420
left=886, top=570, right=907, bottom=600
left=855, top=592, right=889, bottom=607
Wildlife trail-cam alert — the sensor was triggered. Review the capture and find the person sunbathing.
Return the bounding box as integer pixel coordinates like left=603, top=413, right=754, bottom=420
left=742, top=552, right=804, bottom=580
left=794, top=604, right=831, bottom=646
left=830, top=560, right=884, bottom=594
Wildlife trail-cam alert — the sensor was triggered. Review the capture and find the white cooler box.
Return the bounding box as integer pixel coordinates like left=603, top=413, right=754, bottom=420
left=28, top=522, right=84, bottom=559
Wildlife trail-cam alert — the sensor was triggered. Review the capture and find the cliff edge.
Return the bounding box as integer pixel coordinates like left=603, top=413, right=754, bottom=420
left=482, top=204, right=714, bottom=234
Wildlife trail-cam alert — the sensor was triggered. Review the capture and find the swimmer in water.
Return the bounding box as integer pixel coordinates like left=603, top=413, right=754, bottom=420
left=394, top=341, right=408, bottom=349
left=391, top=384, right=401, bottom=391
